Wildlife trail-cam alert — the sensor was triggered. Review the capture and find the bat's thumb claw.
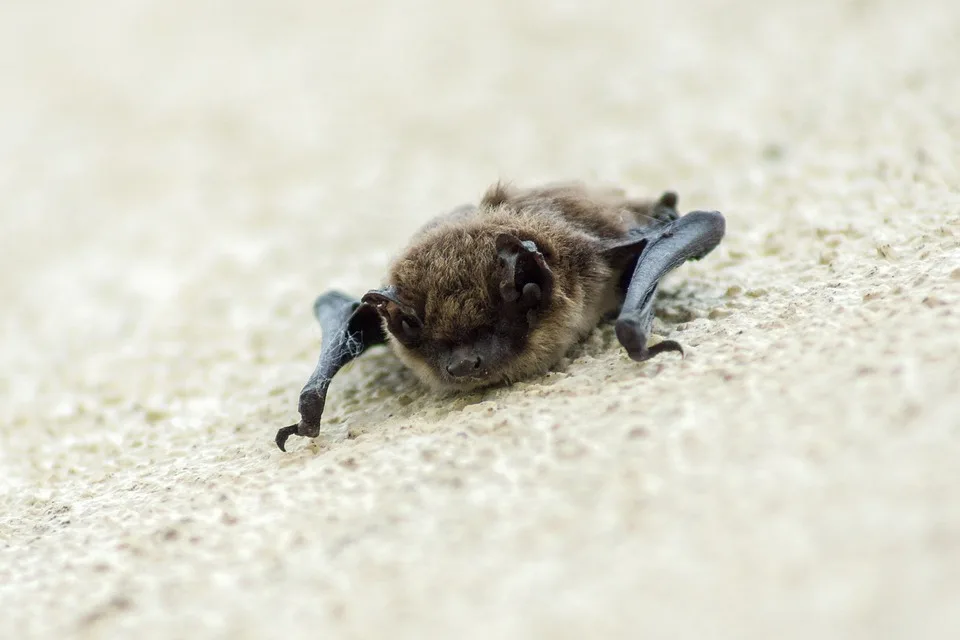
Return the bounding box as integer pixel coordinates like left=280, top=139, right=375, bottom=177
left=275, top=424, right=299, bottom=452
left=647, top=340, right=684, bottom=360
left=275, top=420, right=322, bottom=452
left=616, top=318, right=685, bottom=363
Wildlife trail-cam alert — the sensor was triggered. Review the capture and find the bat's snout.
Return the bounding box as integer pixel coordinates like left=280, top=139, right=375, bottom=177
left=446, top=353, right=484, bottom=377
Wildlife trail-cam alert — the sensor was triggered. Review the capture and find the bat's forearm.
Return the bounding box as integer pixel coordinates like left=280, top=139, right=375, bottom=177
left=615, top=210, right=726, bottom=361
left=275, top=292, right=386, bottom=451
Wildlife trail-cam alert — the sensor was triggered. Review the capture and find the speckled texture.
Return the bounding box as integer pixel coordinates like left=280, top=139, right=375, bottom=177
left=2, top=0, right=959, bottom=638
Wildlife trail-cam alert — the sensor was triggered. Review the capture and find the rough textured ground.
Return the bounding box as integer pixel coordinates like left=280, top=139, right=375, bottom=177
left=2, top=0, right=959, bottom=638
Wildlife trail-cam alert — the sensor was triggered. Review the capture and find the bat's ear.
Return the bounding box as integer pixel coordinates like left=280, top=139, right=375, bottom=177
left=496, top=234, right=554, bottom=321
left=361, top=286, right=423, bottom=345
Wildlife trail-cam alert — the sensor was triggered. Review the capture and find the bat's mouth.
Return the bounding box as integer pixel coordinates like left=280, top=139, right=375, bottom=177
left=439, top=368, right=501, bottom=391
left=444, top=370, right=489, bottom=384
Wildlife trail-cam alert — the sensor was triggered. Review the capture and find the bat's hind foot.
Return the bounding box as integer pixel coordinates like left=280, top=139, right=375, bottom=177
left=652, top=191, right=679, bottom=223
left=627, top=191, right=680, bottom=225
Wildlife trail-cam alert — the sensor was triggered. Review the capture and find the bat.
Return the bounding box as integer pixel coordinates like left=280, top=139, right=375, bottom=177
left=276, top=182, right=725, bottom=451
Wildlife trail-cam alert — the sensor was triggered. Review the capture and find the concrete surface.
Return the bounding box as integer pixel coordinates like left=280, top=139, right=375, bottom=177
left=1, top=0, right=959, bottom=638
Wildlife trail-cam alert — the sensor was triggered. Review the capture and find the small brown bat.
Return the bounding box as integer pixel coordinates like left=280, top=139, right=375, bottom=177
left=276, top=182, right=725, bottom=451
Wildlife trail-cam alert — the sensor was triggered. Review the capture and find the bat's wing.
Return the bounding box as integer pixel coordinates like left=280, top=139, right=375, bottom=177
left=275, top=291, right=387, bottom=451
left=276, top=202, right=477, bottom=451
left=602, top=196, right=726, bottom=361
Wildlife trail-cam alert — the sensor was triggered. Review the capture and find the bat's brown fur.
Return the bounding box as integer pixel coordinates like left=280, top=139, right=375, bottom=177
left=381, top=181, right=667, bottom=391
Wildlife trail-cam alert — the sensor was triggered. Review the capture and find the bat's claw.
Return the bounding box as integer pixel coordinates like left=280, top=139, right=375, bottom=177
left=644, top=339, right=685, bottom=361
left=275, top=424, right=299, bottom=452
left=615, top=317, right=684, bottom=362
left=275, top=421, right=321, bottom=452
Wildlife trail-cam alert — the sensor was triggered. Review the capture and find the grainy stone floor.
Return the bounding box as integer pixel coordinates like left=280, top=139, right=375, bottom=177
left=1, top=1, right=958, bottom=638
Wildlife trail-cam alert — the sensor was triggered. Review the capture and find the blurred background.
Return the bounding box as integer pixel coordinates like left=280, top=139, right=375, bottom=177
left=1, top=0, right=958, bottom=638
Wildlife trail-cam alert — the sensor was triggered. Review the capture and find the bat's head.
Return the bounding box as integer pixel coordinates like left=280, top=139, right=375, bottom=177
left=361, top=223, right=600, bottom=391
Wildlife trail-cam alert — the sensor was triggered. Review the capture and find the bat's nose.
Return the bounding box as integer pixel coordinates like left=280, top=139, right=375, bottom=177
left=446, top=355, right=483, bottom=377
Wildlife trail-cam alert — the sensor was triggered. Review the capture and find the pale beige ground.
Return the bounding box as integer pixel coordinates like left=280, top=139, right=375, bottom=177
left=2, top=0, right=959, bottom=638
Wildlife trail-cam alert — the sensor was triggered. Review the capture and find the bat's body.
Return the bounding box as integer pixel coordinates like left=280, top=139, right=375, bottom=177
left=276, top=182, right=725, bottom=451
